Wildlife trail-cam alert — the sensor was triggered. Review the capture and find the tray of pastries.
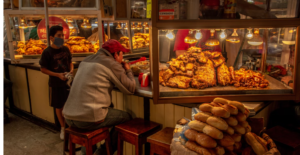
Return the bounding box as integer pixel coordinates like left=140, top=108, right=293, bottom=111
left=16, top=39, right=47, bottom=58
left=64, top=36, right=95, bottom=56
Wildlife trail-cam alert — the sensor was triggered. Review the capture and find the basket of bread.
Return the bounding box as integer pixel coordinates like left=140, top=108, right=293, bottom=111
left=171, top=97, right=280, bottom=155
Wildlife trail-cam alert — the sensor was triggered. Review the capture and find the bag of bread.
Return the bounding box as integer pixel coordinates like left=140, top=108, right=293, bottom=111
left=173, top=117, right=191, bottom=145
left=192, top=107, right=201, bottom=121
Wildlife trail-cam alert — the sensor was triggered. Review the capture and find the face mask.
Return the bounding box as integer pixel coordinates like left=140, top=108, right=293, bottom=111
left=53, top=37, right=64, bottom=48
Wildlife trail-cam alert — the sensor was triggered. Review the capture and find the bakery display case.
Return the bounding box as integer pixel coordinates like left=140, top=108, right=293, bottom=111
left=4, top=10, right=102, bottom=63
left=20, top=0, right=99, bottom=10
left=105, top=21, right=131, bottom=49
left=130, top=21, right=150, bottom=52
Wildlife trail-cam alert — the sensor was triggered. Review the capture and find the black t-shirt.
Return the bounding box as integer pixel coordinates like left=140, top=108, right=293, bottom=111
left=39, top=46, right=72, bottom=87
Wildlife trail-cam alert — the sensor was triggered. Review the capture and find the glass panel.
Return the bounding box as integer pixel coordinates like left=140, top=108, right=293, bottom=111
left=131, top=0, right=151, bottom=19
left=158, top=27, right=296, bottom=98
left=158, top=0, right=299, bottom=20
left=109, top=22, right=130, bottom=50
left=131, top=22, right=150, bottom=52
left=21, top=0, right=97, bottom=8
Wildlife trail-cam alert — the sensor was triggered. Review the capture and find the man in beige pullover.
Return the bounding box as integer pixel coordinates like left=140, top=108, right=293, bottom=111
left=63, top=39, right=135, bottom=155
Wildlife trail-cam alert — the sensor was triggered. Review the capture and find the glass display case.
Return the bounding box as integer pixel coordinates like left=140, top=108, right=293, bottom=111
left=130, top=21, right=150, bottom=52
left=4, top=10, right=102, bottom=63
left=105, top=21, right=131, bottom=49
left=20, top=0, right=99, bottom=10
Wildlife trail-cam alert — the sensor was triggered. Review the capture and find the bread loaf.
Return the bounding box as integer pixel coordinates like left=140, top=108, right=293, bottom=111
left=223, top=104, right=238, bottom=115
left=236, top=112, right=247, bottom=122
left=245, top=125, right=252, bottom=133
left=234, top=142, right=242, bottom=150
left=199, top=103, right=214, bottom=112
left=224, top=145, right=234, bottom=151
left=245, top=132, right=268, bottom=155
left=209, top=146, right=225, bottom=155
left=185, top=140, right=212, bottom=155
left=228, top=101, right=245, bottom=113
left=195, top=132, right=218, bottom=148
left=225, top=126, right=234, bottom=135
left=210, top=102, right=223, bottom=107
left=195, top=112, right=212, bottom=122
left=225, top=117, right=238, bottom=126
left=256, top=136, right=267, bottom=146
left=218, top=133, right=235, bottom=147
left=207, top=116, right=228, bottom=130
left=244, top=108, right=250, bottom=118
left=231, top=133, right=242, bottom=142
left=203, top=125, right=224, bottom=139
left=233, top=124, right=245, bottom=134
left=184, top=129, right=198, bottom=141
left=241, top=147, right=255, bottom=155
left=213, top=97, right=229, bottom=105
left=262, top=133, right=277, bottom=149
left=239, top=121, right=249, bottom=128
left=211, top=107, right=230, bottom=118
left=188, top=120, right=206, bottom=132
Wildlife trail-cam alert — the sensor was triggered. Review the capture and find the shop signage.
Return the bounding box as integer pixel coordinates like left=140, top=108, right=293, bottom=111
left=37, top=16, right=70, bottom=40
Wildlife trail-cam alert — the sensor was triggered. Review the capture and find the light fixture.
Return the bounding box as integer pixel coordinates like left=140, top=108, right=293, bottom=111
left=166, top=30, right=175, bottom=40
left=95, top=20, right=98, bottom=24
left=143, top=22, right=147, bottom=26
left=136, top=22, right=142, bottom=30
left=219, top=29, right=227, bottom=40
left=19, top=18, right=28, bottom=29
left=248, top=28, right=263, bottom=46
left=289, top=29, right=294, bottom=33
left=246, top=28, right=253, bottom=39
left=282, top=41, right=295, bottom=45
left=28, top=20, right=36, bottom=28
left=116, top=22, right=122, bottom=29
left=144, top=22, right=149, bottom=29
left=67, top=18, right=74, bottom=23
left=68, top=22, right=74, bottom=29
left=81, top=18, right=92, bottom=29
left=205, top=29, right=220, bottom=46
left=184, top=30, right=197, bottom=44
left=131, top=23, right=136, bottom=30
left=226, top=29, right=240, bottom=43
left=195, top=30, right=202, bottom=40
left=124, top=23, right=128, bottom=30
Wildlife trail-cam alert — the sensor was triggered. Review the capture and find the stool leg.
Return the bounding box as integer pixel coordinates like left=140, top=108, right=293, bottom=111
left=135, top=140, right=142, bottom=155
left=69, top=136, right=75, bottom=155
left=117, top=133, right=123, bottom=155
left=86, top=140, right=93, bottom=155
left=105, top=132, right=113, bottom=155
left=150, top=144, right=155, bottom=155
left=63, top=132, right=69, bottom=152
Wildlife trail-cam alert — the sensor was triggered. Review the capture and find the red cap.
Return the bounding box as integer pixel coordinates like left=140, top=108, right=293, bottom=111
left=102, top=39, right=130, bottom=53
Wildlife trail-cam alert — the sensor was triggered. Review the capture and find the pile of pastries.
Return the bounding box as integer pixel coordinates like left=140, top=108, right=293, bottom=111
left=16, top=39, right=47, bottom=55
left=182, top=97, right=278, bottom=155
left=159, top=47, right=269, bottom=89
left=64, top=36, right=94, bottom=53
left=118, top=33, right=150, bottom=49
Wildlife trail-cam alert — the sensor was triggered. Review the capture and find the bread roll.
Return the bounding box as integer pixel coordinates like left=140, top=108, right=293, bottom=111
left=184, top=129, right=198, bottom=141
left=195, top=132, right=218, bottom=148
left=213, top=97, right=229, bottom=105
left=199, top=103, right=214, bottom=112
left=234, top=142, right=242, bottom=150
left=225, top=126, right=234, bottom=135
left=225, top=117, right=238, bottom=126
left=218, top=133, right=235, bottom=147
left=203, top=125, right=224, bottom=139
left=211, top=107, right=230, bottom=118
left=233, top=124, right=245, bottom=134
left=244, top=108, right=250, bottom=118
left=207, top=116, right=228, bottom=130
left=262, top=133, right=277, bottom=150
left=223, top=104, right=238, bottom=115
left=231, top=133, right=242, bottom=142
left=239, top=121, right=249, bottom=128
left=209, top=146, right=225, bottom=155
left=188, top=120, right=206, bottom=132
left=245, top=125, right=252, bottom=133
left=224, top=145, right=234, bottom=151
left=256, top=136, right=267, bottom=146
left=236, top=112, right=247, bottom=122
left=242, top=147, right=254, bottom=155
left=195, top=112, right=212, bottom=122
left=185, top=140, right=212, bottom=155
left=228, top=101, right=245, bottom=113
left=245, top=132, right=268, bottom=155
left=210, top=102, right=223, bottom=107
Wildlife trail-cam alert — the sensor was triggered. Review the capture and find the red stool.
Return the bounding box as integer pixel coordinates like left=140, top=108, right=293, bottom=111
left=116, top=118, right=162, bottom=155
left=64, top=127, right=112, bottom=155
left=147, top=127, right=175, bottom=155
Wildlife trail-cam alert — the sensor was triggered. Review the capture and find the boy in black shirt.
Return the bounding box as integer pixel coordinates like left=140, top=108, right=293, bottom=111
left=39, top=26, right=73, bottom=140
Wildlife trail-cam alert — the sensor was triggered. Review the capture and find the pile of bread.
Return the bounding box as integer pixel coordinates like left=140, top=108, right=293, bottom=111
left=184, top=97, right=277, bottom=155
left=118, top=33, right=150, bottom=50
left=64, top=36, right=94, bottom=53
left=16, top=39, right=47, bottom=55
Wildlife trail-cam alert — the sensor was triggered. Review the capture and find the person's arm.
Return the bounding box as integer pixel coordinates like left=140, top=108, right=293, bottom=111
left=40, top=68, right=67, bottom=81
left=69, top=62, right=74, bottom=74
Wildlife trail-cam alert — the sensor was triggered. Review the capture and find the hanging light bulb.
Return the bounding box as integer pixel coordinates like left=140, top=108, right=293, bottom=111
left=248, top=28, right=263, bottom=46
left=95, top=19, right=98, bottom=24
left=67, top=18, right=74, bottom=23
left=124, top=23, right=128, bottom=30
left=144, top=22, right=149, bottom=29
left=166, top=30, right=175, bottom=40
left=131, top=23, right=136, bottom=30
left=246, top=28, right=253, bottom=39
left=28, top=20, right=36, bottom=28
left=19, top=18, right=28, bottom=29
left=136, top=22, right=142, bottom=30
left=143, top=22, right=147, bottom=27
left=205, top=29, right=220, bottom=46
left=226, top=29, right=240, bottom=43
left=68, top=23, right=74, bottom=29
left=81, top=18, right=92, bottom=28
left=195, top=30, right=202, bottom=40
left=184, top=30, right=197, bottom=44
left=116, top=22, right=122, bottom=29
left=219, top=29, right=227, bottom=40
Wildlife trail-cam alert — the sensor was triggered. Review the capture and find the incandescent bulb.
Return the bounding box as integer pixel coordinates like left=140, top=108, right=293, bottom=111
left=195, top=30, right=202, bottom=40
left=219, top=29, right=227, bottom=40
left=246, top=28, right=253, bottom=39
left=166, top=30, right=175, bottom=40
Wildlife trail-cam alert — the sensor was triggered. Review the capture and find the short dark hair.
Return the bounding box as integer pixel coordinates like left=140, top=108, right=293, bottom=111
left=49, top=25, right=63, bottom=37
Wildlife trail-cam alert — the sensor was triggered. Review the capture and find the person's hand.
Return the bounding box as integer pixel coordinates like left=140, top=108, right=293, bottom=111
left=122, top=62, right=130, bottom=70
left=69, top=70, right=74, bottom=76
left=57, top=73, right=67, bottom=81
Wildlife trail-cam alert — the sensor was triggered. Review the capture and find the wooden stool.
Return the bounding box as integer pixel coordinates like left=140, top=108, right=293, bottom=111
left=64, top=127, right=112, bottom=155
left=116, top=118, right=162, bottom=155
left=147, top=127, right=174, bottom=155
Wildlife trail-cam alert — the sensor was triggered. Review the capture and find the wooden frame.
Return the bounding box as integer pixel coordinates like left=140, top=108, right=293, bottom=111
left=151, top=0, right=300, bottom=104
left=19, top=0, right=100, bottom=10
left=4, top=9, right=102, bottom=64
